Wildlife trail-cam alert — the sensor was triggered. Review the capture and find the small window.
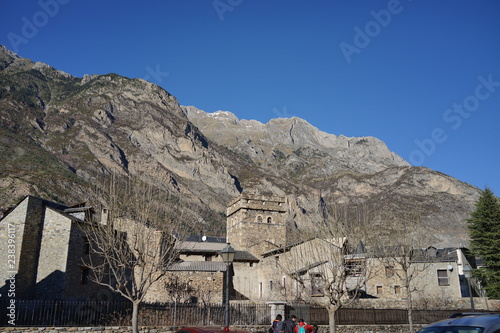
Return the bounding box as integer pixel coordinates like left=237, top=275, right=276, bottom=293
left=267, top=217, right=272, bottom=223
left=394, top=285, right=401, bottom=294
left=269, top=280, right=273, bottom=291
left=311, top=273, right=324, bottom=297
left=205, top=255, right=212, bottom=261
left=385, top=266, right=394, bottom=278
left=437, top=269, right=449, bottom=286
left=257, top=216, right=263, bottom=223
left=376, top=286, right=383, bottom=295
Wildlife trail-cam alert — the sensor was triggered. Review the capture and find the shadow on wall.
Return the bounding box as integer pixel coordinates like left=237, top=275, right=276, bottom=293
left=0, top=270, right=65, bottom=302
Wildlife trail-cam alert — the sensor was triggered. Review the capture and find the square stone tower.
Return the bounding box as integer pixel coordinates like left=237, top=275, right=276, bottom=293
left=226, top=194, right=288, bottom=250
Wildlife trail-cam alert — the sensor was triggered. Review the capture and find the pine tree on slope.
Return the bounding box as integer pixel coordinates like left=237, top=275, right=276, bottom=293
left=467, top=187, right=500, bottom=299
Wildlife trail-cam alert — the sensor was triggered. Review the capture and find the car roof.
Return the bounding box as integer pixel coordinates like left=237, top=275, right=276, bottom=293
left=426, top=314, right=500, bottom=328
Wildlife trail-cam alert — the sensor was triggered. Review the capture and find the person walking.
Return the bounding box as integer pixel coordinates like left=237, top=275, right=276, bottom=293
left=294, top=319, right=312, bottom=333
left=271, top=314, right=283, bottom=333
left=283, top=314, right=297, bottom=333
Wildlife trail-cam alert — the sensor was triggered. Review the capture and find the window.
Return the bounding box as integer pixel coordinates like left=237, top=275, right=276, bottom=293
left=437, top=269, right=449, bottom=286
left=311, top=273, right=324, bottom=297
left=259, top=282, right=263, bottom=299
left=269, top=280, right=273, bottom=291
left=257, top=216, right=263, bottom=223
left=205, top=255, right=212, bottom=261
left=282, top=276, right=287, bottom=297
left=267, top=217, right=272, bottom=223
left=376, top=285, right=383, bottom=295
left=81, top=267, right=90, bottom=285
left=385, top=266, right=394, bottom=278
left=347, top=259, right=365, bottom=277
left=394, top=285, right=401, bottom=295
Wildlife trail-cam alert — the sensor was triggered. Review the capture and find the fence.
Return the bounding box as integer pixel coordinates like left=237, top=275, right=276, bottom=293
left=0, top=300, right=270, bottom=327
left=0, top=299, right=463, bottom=327
left=286, top=306, right=461, bottom=325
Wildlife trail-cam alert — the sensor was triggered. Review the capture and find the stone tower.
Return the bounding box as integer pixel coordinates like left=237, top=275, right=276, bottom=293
left=226, top=193, right=288, bottom=250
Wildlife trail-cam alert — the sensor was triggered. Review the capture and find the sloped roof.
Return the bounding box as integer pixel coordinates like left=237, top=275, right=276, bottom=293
left=234, top=250, right=259, bottom=262
left=176, top=240, right=227, bottom=252
left=261, top=237, right=346, bottom=258
left=185, top=235, right=226, bottom=243
left=175, top=241, right=259, bottom=262
left=166, top=261, right=227, bottom=272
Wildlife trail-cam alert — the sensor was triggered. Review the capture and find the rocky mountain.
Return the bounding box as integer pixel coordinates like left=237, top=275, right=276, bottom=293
left=0, top=45, right=481, bottom=245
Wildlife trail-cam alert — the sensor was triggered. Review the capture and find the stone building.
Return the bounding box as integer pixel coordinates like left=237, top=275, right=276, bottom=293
left=365, top=247, right=478, bottom=303
left=0, top=196, right=105, bottom=300
left=0, top=193, right=480, bottom=307
left=224, top=194, right=480, bottom=306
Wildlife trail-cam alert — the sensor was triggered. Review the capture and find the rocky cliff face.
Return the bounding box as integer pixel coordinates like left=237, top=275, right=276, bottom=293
left=0, top=45, right=481, bottom=245
left=183, top=106, right=480, bottom=246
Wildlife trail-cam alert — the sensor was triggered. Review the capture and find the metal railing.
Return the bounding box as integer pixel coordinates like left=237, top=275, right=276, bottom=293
left=286, top=305, right=471, bottom=325
left=0, top=299, right=475, bottom=327
left=0, top=300, right=271, bottom=327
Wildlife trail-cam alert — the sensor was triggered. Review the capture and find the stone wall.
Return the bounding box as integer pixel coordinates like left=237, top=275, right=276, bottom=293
left=227, top=194, right=287, bottom=250
left=0, top=324, right=425, bottom=333
left=0, top=196, right=44, bottom=298
left=144, top=271, right=225, bottom=304
left=365, top=258, right=463, bottom=300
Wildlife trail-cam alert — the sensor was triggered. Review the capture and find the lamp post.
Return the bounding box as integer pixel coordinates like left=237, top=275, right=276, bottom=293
left=463, top=265, right=475, bottom=312
left=220, top=243, right=235, bottom=329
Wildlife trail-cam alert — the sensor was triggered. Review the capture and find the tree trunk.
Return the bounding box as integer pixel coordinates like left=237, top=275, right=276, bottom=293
left=407, top=290, right=414, bottom=333
left=132, top=300, right=140, bottom=333
left=328, top=307, right=336, bottom=333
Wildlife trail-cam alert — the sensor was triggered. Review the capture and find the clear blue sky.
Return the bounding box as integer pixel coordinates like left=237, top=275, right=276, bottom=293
left=1, top=0, right=499, bottom=195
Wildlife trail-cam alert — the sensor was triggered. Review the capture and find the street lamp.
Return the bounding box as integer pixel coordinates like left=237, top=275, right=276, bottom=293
left=220, top=243, right=236, bottom=329
left=462, top=264, right=475, bottom=312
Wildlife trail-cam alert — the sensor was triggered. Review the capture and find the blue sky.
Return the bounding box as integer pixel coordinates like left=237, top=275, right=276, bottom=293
left=1, top=0, right=499, bottom=195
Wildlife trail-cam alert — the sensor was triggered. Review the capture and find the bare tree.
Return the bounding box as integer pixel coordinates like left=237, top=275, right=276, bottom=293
left=376, top=211, right=434, bottom=333
left=277, top=203, right=376, bottom=333
left=81, top=175, right=193, bottom=333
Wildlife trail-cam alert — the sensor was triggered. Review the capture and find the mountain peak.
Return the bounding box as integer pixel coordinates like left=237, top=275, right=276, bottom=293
left=183, top=105, right=409, bottom=174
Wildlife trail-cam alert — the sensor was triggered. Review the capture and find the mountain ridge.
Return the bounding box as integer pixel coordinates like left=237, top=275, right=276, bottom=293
left=0, top=45, right=481, bottom=245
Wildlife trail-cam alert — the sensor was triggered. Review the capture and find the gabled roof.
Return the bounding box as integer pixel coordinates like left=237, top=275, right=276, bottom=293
left=370, top=245, right=469, bottom=263
left=289, top=261, right=329, bottom=276
left=175, top=241, right=259, bottom=263
left=185, top=234, right=226, bottom=243
left=1, top=195, right=90, bottom=223
left=261, top=237, right=346, bottom=258
left=176, top=240, right=227, bottom=253
left=166, top=261, right=227, bottom=272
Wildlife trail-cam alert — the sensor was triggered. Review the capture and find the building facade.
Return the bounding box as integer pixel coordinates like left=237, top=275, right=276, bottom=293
left=0, top=193, right=480, bottom=307
left=0, top=196, right=104, bottom=300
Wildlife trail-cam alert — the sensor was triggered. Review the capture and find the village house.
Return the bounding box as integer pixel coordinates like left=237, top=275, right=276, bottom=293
left=0, top=196, right=109, bottom=301
left=0, top=193, right=481, bottom=308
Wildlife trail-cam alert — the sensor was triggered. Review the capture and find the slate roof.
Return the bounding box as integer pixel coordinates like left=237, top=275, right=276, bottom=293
left=175, top=241, right=259, bottom=262
left=166, top=261, right=227, bottom=272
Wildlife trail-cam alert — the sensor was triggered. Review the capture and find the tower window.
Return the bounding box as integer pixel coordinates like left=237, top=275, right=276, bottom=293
left=267, top=217, right=272, bottom=223
left=257, top=216, right=263, bottom=223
